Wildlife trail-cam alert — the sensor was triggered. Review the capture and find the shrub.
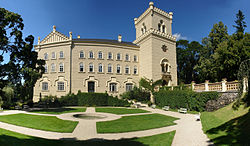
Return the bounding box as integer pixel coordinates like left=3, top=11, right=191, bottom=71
left=107, top=96, right=130, bottom=107
left=40, top=95, right=60, bottom=108
left=120, top=86, right=150, bottom=102
left=154, top=90, right=219, bottom=112
left=1, top=86, right=14, bottom=109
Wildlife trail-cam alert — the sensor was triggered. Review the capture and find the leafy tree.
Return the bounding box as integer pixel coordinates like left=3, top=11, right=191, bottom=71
left=139, top=77, right=162, bottom=103
left=176, top=40, right=203, bottom=84
left=0, top=8, right=44, bottom=106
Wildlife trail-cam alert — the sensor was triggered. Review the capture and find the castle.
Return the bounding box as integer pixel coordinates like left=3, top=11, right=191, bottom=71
left=33, top=2, right=177, bottom=102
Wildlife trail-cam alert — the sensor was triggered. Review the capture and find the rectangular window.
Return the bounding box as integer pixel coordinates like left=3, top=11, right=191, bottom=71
left=125, top=54, right=129, bottom=61
left=108, top=64, right=112, bottom=73
left=126, top=83, right=133, bottom=92
left=59, top=51, right=64, bottom=58
left=134, top=55, right=137, bottom=62
left=79, top=63, right=84, bottom=72
left=109, top=83, right=117, bottom=92
left=117, top=65, right=121, bottom=73
left=42, top=82, right=48, bottom=91
left=108, top=52, right=112, bottom=59
left=51, top=64, right=55, bottom=72
left=80, top=51, right=84, bottom=58
left=117, top=53, right=121, bottom=60
left=57, top=82, right=64, bottom=91
left=59, top=63, right=64, bottom=72
left=125, top=66, right=129, bottom=74
left=89, top=51, right=94, bottom=58
left=98, top=52, right=103, bottom=59
left=52, top=52, right=56, bottom=59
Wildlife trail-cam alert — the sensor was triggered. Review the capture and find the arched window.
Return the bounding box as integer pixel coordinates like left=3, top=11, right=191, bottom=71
left=44, top=64, right=48, bottom=73
left=117, top=64, right=121, bottom=73
left=51, top=63, right=55, bottom=72
left=42, top=82, right=48, bottom=91
left=108, top=64, right=112, bottom=73
left=125, top=54, right=129, bottom=61
left=134, top=66, right=137, bottom=74
left=141, top=23, right=146, bottom=34
left=59, top=63, right=64, bottom=72
left=108, top=52, right=112, bottom=59
left=89, top=63, right=94, bottom=72
left=158, top=24, right=161, bottom=31
left=59, top=51, right=64, bottom=58
left=161, top=59, right=170, bottom=73
left=79, top=62, right=84, bottom=72
left=117, top=53, right=121, bottom=60
left=162, top=25, right=165, bottom=33
left=109, top=83, right=117, bottom=92
left=98, top=51, right=103, bottom=59
left=89, top=51, right=94, bottom=58
left=125, top=65, right=129, bottom=74
left=98, top=63, right=103, bottom=72
left=44, top=53, right=48, bottom=60
left=80, top=51, right=84, bottom=58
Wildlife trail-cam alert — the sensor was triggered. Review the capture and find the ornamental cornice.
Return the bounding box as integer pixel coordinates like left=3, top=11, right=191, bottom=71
left=133, top=28, right=176, bottom=44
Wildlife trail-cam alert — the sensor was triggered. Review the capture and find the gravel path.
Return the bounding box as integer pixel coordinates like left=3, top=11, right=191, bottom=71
left=0, top=107, right=212, bottom=145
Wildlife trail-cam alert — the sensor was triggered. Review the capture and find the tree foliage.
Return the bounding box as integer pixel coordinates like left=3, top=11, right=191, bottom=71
left=0, top=8, right=44, bottom=107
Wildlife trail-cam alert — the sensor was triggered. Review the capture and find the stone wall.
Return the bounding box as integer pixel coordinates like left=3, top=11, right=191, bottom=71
left=205, top=92, right=238, bottom=112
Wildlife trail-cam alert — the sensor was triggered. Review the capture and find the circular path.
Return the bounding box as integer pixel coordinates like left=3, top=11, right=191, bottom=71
left=0, top=107, right=213, bottom=146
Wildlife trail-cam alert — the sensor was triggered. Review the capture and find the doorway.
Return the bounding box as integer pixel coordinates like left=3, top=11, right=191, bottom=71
left=88, top=81, right=95, bottom=92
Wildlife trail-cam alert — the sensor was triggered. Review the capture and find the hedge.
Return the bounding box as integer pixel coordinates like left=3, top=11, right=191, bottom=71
left=59, top=91, right=130, bottom=107
left=154, top=90, right=219, bottom=112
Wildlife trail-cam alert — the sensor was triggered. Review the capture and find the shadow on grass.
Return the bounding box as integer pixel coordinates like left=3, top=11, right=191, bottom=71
left=206, top=111, right=250, bottom=145
left=0, top=134, right=147, bottom=146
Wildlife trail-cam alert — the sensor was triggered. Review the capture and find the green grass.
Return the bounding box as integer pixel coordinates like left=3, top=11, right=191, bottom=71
left=97, top=113, right=178, bottom=133
left=0, top=114, right=78, bottom=133
left=95, top=107, right=150, bottom=115
left=0, top=128, right=175, bottom=146
left=30, top=107, right=86, bottom=114
left=201, top=103, right=250, bottom=145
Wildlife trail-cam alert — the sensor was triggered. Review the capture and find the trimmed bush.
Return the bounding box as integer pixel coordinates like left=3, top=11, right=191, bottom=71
left=40, top=95, right=60, bottom=108
left=60, top=93, right=78, bottom=106
left=154, top=90, right=219, bottom=112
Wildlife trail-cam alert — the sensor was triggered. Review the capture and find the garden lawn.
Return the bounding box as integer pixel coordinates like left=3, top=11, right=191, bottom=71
left=0, top=114, right=78, bottom=133
left=0, top=128, right=176, bottom=146
left=201, top=103, right=250, bottom=145
left=30, top=107, right=86, bottom=114
left=97, top=113, right=178, bottom=133
left=95, top=107, right=149, bottom=115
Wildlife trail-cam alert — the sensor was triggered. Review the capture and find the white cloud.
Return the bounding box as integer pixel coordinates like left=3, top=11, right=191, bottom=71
left=173, top=33, right=188, bottom=41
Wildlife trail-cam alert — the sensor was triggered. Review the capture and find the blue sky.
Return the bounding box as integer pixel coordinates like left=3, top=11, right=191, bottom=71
left=1, top=0, right=249, bottom=45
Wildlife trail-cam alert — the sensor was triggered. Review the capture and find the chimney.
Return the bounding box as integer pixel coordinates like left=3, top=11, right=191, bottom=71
left=118, top=34, right=122, bottom=42
left=77, top=35, right=80, bottom=39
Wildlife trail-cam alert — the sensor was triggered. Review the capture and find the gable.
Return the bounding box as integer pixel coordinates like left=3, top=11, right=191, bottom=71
left=40, top=31, right=69, bottom=45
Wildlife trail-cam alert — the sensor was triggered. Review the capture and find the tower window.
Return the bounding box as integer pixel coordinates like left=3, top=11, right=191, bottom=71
left=162, top=25, right=165, bottom=33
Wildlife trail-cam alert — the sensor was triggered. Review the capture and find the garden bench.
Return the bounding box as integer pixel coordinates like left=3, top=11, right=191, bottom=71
left=178, top=108, right=187, bottom=114
left=162, top=106, right=169, bottom=111
left=151, top=104, right=156, bottom=109
left=131, top=103, right=141, bottom=108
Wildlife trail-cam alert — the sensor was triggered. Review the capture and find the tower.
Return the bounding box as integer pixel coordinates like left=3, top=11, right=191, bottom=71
left=134, top=2, right=177, bottom=86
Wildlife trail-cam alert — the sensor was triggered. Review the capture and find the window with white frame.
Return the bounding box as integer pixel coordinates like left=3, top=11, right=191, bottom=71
left=125, top=54, right=129, bottom=61
left=89, top=51, right=94, bottom=58
left=52, top=52, right=56, bottom=59
left=51, top=63, right=55, bottom=72
left=89, top=63, right=94, bottom=72
left=108, top=64, right=112, bottom=73
left=108, top=52, right=112, bottom=59
left=59, top=63, right=64, bottom=72
left=117, top=64, right=121, bottom=73
left=109, top=83, right=117, bottom=92
left=126, top=83, right=133, bottom=92
left=44, top=64, right=48, bottom=73
left=79, top=62, right=84, bottom=72
left=80, top=51, right=84, bottom=58
left=117, top=53, right=121, bottom=60
left=134, top=66, right=137, bottom=74
left=44, top=53, right=48, bottom=60
left=134, top=55, right=137, bottom=62
left=57, top=82, right=64, bottom=91
left=98, top=51, right=103, bottom=59
left=59, top=51, right=64, bottom=58
left=98, top=63, right=103, bottom=72
left=42, top=82, right=48, bottom=91
left=125, top=65, right=129, bottom=74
